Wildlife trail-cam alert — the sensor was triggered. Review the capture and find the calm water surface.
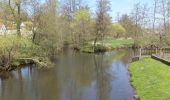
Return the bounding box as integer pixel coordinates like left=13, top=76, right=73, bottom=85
left=0, top=49, right=134, bottom=100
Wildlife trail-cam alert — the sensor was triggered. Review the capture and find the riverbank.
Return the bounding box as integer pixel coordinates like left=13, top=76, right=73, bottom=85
left=80, top=39, right=134, bottom=53
left=0, top=35, right=52, bottom=72
left=129, top=58, right=170, bottom=100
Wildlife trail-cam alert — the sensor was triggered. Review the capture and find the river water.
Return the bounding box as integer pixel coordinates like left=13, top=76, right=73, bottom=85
left=0, top=49, right=134, bottom=100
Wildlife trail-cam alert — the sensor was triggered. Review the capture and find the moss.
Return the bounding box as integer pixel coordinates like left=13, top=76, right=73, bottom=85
left=129, top=58, right=170, bottom=100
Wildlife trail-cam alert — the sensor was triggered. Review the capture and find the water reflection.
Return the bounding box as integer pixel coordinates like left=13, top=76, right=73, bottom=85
left=0, top=49, right=134, bottom=100
left=94, top=54, right=111, bottom=100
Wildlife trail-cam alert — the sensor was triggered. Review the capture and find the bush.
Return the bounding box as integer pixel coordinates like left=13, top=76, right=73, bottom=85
left=0, top=35, right=45, bottom=68
left=0, top=36, right=20, bottom=67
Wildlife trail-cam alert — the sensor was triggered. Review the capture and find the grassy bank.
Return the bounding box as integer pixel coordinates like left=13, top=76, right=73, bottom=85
left=129, top=58, right=170, bottom=100
left=80, top=39, right=134, bottom=53
left=167, top=58, right=170, bottom=61
left=0, top=35, right=51, bottom=71
left=163, top=46, right=170, bottom=49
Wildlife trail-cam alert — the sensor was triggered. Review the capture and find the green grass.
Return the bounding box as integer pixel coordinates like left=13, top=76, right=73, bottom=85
left=167, top=58, right=170, bottom=61
left=81, top=39, right=134, bottom=53
left=129, top=58, right=170, bottom=100
left=103, top=39, right=134, bottom=48
left=163, top=46, right=170, bottom=49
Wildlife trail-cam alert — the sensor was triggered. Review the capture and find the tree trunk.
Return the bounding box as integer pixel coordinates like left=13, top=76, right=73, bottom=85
left=17, top=4, right=21, bottom=37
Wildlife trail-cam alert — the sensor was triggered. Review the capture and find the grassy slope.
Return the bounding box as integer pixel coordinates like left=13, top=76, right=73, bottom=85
left=129, top=58, right=170, bottom=100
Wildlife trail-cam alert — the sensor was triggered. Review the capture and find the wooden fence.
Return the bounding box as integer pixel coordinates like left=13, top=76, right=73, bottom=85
left=151, top=54, right=170, bottom=66
left=141, top=48, right=170, bottom=55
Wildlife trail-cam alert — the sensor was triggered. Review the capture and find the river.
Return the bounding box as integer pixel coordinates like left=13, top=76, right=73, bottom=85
left=0, top=49, right=135, bottom=100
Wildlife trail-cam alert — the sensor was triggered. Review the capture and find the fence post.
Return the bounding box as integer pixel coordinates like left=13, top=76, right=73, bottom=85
left=139, top=48, right=142, bottom=57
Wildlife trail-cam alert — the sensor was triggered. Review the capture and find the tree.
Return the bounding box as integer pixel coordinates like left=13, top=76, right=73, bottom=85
left=60, top=0, right=85, bottom=21
left=130, top=3, right=149, bottom=47
left=94, top=0, right=111, bottom=51
left=119, top=14, right=136, bottom=38
left=7, top=0, right=22, bottom=37
left=111, top=23, right=126, bottom=38
left=131, top=3, right=142, bottom=38
left=72, top=8, right=92, bottom=45
left=153, top=0, right=159, bottom=33
left=154, top=0, right=170, bottom=47
left=34, top=0, right=67, bottom=58
left=25, top=0, right=43, bottom=42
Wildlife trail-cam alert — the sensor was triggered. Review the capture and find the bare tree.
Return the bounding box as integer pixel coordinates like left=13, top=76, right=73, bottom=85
left=119, top=14, right=136, bottom=38
left=25, top=0, right=42, bottom=42
left=131, top=3, right=142, bottom=39
left=153, top=0, right=158, bottom=33
left=161, top=0, right=167, bottom=34
left=60, top=0, right=84, bottom=21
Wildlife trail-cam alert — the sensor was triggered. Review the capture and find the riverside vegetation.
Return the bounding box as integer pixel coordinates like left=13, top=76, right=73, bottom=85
left=0, top=35, right=53, bottom=71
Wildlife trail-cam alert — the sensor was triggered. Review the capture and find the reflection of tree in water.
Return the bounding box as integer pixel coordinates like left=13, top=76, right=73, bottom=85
left=72, top=53, right=95, bottom=88
left=119, top=49, right=133, bottom=64
left=0, top=69, right=24, bottom=100
left=0, top=71, right=13, bottom=100
left=18, top=69, right=24, bottom=100
left=0, top=65, right=61, bottom=100
left=94, top=53, right=111, bottom=100
left=0, top=72, right=12, bottom=80
left=35, top=69, right=60, bottom=100
left=106, top=49, right=133, bottom=64
left=63, top=53, right=96, bottom=100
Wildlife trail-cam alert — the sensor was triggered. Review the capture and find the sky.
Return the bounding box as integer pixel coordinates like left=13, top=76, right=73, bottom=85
left=41, top=0, right=154, bottom=21
left=87, top=0, right=154, bottom=21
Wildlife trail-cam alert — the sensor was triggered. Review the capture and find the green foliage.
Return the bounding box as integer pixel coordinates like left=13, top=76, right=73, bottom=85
left=129, top=58, right=170, bottom=100
left=135, top=33, right=160, bottom=47
left=34, top=5, right=65, bottom=57
left=0, top=35, right=46, bottom=67
left=72, top=9, right=93, bottom=45
left=119, top=14, right=137, bottom=37
left=111, top=23, right=126, bottom=38
left=73, top=9, right=91, bottom=22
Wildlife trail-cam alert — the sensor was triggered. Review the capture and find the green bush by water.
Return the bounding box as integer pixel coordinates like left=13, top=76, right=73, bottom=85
left=0, top=35, right=47, bottom=68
